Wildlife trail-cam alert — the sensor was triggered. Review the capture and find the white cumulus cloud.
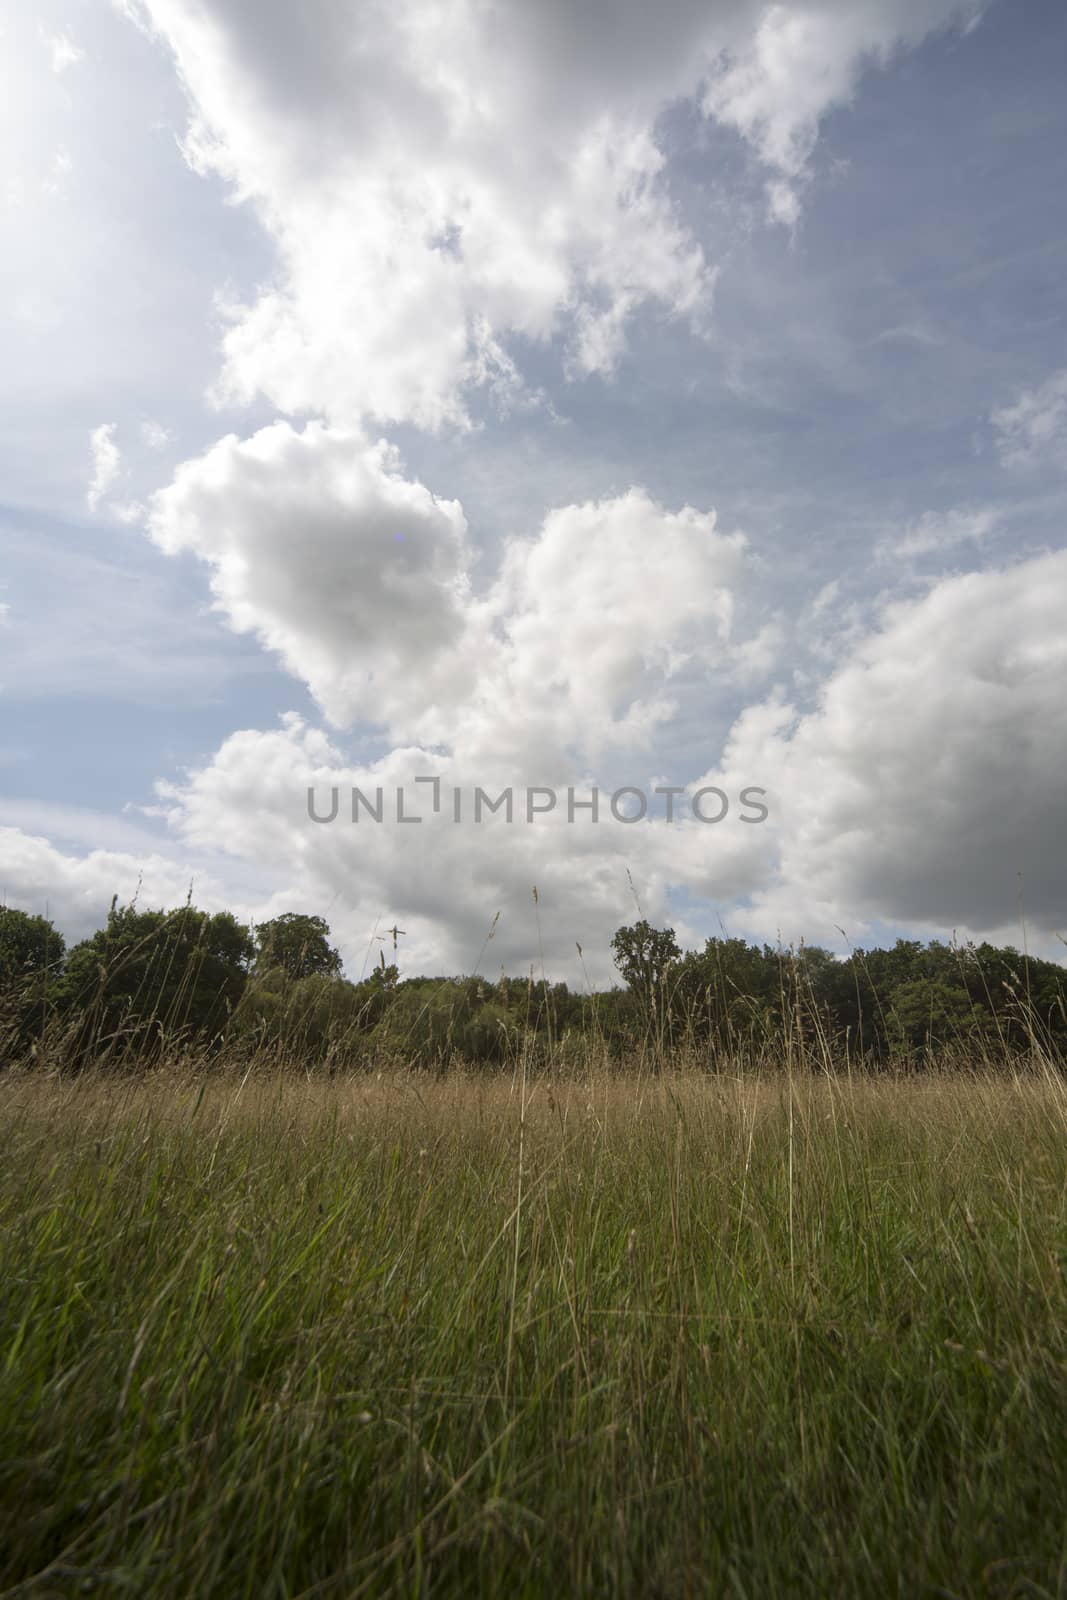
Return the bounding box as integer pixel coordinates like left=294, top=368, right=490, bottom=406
left=9, top=545, right=1061, bottom=978
left=151, top=715, right=772, bottom=982
left=0, top=825, right=238, bottom=948
left=118, top=0, right=980, bottom=428
left=146, top=422, right=761, bottom=758
left=147, top=422, right=475, bottom=733
left=702, top=546, right=1067, bottom=947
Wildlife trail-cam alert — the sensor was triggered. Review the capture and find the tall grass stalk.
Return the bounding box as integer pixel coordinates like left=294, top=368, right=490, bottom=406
left=1, top=1065, right=1066, bottom=1596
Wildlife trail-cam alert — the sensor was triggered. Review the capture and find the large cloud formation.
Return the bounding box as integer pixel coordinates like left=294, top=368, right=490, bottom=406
left=118, top=0, right=981, bottom=428
left=0, top=825, right=241, bottom=947
left=711, top=547, right=1067, bottom=946
left=146, top=422, right=755, bottom=759
left=148, top=423, right=475, bottom=732
left=116, top=544, right=1062, bottom=980
left=8, top=525, right=1062, bottom=977
left=14, top=0, right=1057, bottom=983
left=10, top=525, right=1056, bottom=978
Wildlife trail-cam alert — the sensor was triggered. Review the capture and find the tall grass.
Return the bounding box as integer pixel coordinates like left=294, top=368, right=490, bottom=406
left=1, top=1064, right=1066, bottom=1597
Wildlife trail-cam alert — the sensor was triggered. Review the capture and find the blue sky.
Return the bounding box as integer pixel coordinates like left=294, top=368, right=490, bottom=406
left=2, top=0, right=1065, bottom=981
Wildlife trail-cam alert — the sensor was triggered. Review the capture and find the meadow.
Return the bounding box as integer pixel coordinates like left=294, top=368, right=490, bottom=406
left=1, top=1060, right=1066, bottom=1598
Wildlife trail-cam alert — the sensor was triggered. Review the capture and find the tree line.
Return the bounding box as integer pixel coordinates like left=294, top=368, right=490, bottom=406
left=0, top=901, right=1064, bottom=1073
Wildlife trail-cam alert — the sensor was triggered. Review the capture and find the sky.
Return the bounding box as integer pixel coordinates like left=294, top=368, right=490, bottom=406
left=1, top=0, right=1065, bottom=984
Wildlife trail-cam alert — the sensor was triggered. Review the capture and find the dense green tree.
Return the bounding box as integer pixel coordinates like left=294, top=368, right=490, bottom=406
left=671, top=937, right=780, bottom=1050
left=368, top=979, right=482, bottom=1069
left=58, top=901, right=254, bottom=1061
left=611, top=920, right=682, bottom=1044
left=12, top=883, right=1063, bottom=1074
left=886, top=978, right=988, bottom=1054
left=229, top=963, right=399, bottom=1064
left=0, top=909, right=66, bottom=1056
left=611, top=921, right=680, bottom=994
left=0, top=908, right=65, bottom=984
left=831, top=939, right=1065, bottom=1060
left=254, top=913, right=343, bottom=981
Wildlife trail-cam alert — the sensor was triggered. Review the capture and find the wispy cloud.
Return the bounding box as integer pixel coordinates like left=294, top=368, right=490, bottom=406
left=44, top=29, right=83, bottom=74
left=140, top=420, right=173, bottom=450
left=872, top=322, right=944, bottom=348
left=881, top=506, right=998, bottom=560
left=86, top=424, right=121, bottom=512
left=992, top=369, right=1067, bottom=469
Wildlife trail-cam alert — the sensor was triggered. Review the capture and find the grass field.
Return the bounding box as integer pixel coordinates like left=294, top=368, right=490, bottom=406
left=1, top=1062, right=1066, bottom=1598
